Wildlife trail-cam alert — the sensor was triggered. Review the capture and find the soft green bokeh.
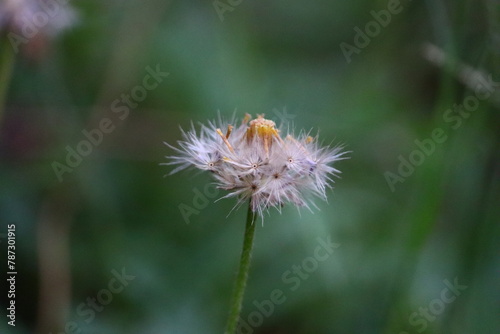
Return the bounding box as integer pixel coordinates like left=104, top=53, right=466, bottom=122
left=0, top=1, right=499, bottom=333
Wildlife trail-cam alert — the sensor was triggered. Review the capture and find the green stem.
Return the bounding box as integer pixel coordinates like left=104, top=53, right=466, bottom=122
left=0, top=36, right=16, bottom=127
left=224, top=203, right=257, bottom=334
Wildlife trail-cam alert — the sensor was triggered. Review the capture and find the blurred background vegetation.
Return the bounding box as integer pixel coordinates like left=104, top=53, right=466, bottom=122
left=1, top=0, right=499, bottom=333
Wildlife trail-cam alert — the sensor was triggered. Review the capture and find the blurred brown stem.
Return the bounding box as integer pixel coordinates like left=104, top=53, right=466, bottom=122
left=0, top=37, right=15, bottom=128
left=36, top=190, right=75, bottom=334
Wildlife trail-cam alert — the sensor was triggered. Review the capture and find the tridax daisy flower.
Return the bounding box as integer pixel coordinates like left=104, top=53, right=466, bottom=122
left=164, top=113, right=348, bottom=334
left=164, top=113, right=348, bottom=217
left=0, top=0, right=78, bottom=57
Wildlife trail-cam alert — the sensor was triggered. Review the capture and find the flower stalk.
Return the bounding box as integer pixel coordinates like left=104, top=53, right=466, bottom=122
left=0, top=37, right=15, bottom=126
left=224, top=203, right=257, bottom=334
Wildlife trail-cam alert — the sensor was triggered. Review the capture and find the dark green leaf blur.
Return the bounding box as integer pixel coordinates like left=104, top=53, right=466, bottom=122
left=0, top=0, right=499, bottom=333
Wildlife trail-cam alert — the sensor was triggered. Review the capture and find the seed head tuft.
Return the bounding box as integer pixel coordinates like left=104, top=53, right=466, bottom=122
left=163, top=114, right=348, bottom=219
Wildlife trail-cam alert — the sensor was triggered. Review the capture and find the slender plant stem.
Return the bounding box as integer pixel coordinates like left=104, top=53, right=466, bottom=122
left=0, top=37, right=16, bottom=128
left=224, top=203, right=257, bottom=334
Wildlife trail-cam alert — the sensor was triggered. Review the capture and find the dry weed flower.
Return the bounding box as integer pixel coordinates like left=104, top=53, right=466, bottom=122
left=164, top=113, right=348, bottom=218
left=163, top=113, right=348, bottom=334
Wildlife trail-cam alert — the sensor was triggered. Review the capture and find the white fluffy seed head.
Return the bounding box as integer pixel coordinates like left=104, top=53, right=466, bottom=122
left=163, top=114, right=348, bottom=218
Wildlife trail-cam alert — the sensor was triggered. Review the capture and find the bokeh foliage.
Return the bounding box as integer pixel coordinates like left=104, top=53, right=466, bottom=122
left=0, top=0, right=499, bottom=333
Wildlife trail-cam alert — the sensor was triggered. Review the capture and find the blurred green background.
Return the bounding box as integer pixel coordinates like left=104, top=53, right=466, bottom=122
left=1, top=0, right=499, bottom=333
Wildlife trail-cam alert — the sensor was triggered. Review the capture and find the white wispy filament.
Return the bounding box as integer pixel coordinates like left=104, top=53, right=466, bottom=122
left=164, top=114, right=348, bottom=217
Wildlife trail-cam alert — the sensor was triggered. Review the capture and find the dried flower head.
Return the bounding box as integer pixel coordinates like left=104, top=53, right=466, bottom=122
left=0, top=0, right=78, bottom=57
left=163, top=114, right=348, bottom=217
